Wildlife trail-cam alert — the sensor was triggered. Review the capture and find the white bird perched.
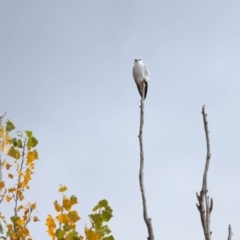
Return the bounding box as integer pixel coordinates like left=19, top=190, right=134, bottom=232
left=132, top=59, right=149, bottom=99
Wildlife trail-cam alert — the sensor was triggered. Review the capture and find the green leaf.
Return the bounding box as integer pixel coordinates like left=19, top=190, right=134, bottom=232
left=7, top=229, right=13, bottom=236
left=25, top=131, right=32, bottom=138
left=68, top=230, right=79, bottom=238
left=72, top=237, right=80, bottom=240
left=96, top=225, right=111, bottom=236
left=31, top=136, right=38, bottom=147
left=17, top=139, right=23, bottom=148
left=10, top=216, right=19, bottom=224
left=90, top=213, right=102, bottom=226
left=55, top=229, right=65, bottom=239
left=102, top=236, right=115, bottom=240
left=0, top=222, right=3, bottom=234
left=26, top=135, right=38, bottom=150
left=63, top=224, right=70, bottom=231
left=6, top=120, right=15, bottom=132
left=8, top=146, right=20, bottom=159
left=102, top=210, right=113, bottom=222
left=12, top=138, right=17, bottom=147
left=27, top=138, right=32, bottom=150
left=93, top=200, right=108, bottom=211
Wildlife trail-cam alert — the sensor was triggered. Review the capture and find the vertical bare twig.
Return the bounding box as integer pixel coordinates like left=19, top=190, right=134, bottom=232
left=196, top=105, right=213, bottom=240
left=138, top=81, right=154, bottom=240
left=227, top=224, right=233, bottom=240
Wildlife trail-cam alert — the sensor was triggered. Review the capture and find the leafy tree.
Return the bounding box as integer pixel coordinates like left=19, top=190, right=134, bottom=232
left=0, top=114, right=114, bottom=240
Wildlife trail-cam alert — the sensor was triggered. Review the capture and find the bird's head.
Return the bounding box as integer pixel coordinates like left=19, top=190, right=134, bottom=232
left=134, top=58, right=143, bottom=65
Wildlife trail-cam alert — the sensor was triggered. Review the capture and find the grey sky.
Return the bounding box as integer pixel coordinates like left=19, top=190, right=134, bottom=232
left=1, top=1, right=240, bottom=239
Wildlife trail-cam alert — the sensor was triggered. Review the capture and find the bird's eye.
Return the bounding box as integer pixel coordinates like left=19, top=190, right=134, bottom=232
left=135, top=59, right=137, bottom=61
left=139, top=59, right=141, bottom=61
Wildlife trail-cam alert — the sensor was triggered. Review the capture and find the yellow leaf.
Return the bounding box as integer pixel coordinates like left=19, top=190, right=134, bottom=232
left=46, top=215, right=56, bottom=229
left=68, top=210, right=81, bottom=223
left=19, top=194, right=24, bottom=201
left=85, top=228, right=100, bottom=240
left=6, top=163, right=11, bottom=170
left=58, top=185, right=68, bottom=192
left=47, top=228, right=55, bottom=238
left=0, top=126, right=4, bottom=137
left=1, top=159, right=6, bottom=167
left=24, top=173, right=31, bottom=182
left=2, top=144, right=8, bottom=154
left=63, top=197, right=71, bottom=211
left=6, top=195, right=12, bottom=202
left=5, top=134, right=12, bottom=144
left=8, top=173, right=13, bottom=179
left=69, top=223, right=76, bottom=229
left=17, top=218, right=25, bottom=225
left=22, top=227, right=29, bottom=235
left=27, top=150, right=38, bottom=164
left=1, top=134, right=12, bottom=149
left=6, top=224, right=12, bottom=230
left=0, top=181, right=5, bottom=188
left=24, top=209, right=29, bottom=215
left=29, top=202, right=37, bottom=209
left=54, top=200, right=62, bottom=212
left=17, top=205, right=25, bottom=211
left=56, top=214, right=69, bottom=224
left=33, top=216, right=40, bottom=222
left=8, top=187, right=16, bottom=193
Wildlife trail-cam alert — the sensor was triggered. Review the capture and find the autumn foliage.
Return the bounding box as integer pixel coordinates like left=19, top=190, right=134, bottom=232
left=0, top=114, right=114, bottom=240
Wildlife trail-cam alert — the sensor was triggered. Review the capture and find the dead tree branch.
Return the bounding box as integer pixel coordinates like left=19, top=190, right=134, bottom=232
left=196, top=106, right=233, bottom=240
left=138, top=81, right=154, bottom=240
left=227, top=224, right=233, bottom=240
left=196, top=105, right=213, bottom=240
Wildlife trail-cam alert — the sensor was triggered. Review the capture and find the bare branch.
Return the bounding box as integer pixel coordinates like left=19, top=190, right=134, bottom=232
left=138, top=81, right=154, bottom=240
left=196, top=105, right=213, bottom=240
left=0, top=112, right=7, bottom=126
left=227, top=224, right=233, bottom=240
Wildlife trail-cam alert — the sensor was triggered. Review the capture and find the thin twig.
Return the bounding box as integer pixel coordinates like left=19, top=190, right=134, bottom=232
left=23, top=207, right=34, bottom=228
left=227, top=224, right=233, bottom=240
left=196, top=105, right=213, bottom=240
left=0, top=188, right=7, bottom=204
left=0, top=112, right=7, bottom=126
left=138, top=81, right=154, bottom=240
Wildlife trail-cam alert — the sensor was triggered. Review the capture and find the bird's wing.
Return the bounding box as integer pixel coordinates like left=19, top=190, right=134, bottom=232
left=144, top=81, right=148, bottom=99
left=136, top=82, right=143, bottom=97
left=132, top=66, right=140, bottom=84
left=136, top=81, right=148, bottom=99
left=144, top=66, right=150, bottom=81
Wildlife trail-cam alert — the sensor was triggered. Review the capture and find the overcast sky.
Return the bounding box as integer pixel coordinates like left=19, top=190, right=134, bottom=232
left=1, top=1, right=240, bottom=239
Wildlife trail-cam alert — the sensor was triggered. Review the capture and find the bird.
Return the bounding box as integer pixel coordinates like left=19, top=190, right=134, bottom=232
left=132, top=59, right=149, bottom=99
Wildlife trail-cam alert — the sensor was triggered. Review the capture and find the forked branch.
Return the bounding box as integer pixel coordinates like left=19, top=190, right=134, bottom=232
left=196, top=106, right=233, bottom=240
left=196, top=105, right=213, bottom=240
left=138, top=81, right=154, bottom=240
